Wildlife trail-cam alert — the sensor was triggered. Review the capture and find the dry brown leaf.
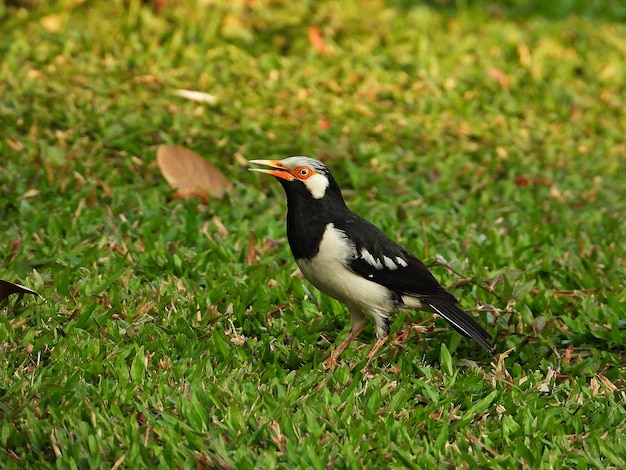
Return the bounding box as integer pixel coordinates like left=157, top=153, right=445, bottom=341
left=487, top=68, right=510, bottom=88
left=596, top=374, right=619, bottom=393
left=21, top=189, right=40, bottom=199
left=562, top=344, right=574, bottom=365
left=494, top=348, right=513, bottom=383
left=212, top=216, right=228, bottom=237
left=308, top=26, right=332, bottom=55
left=269, top=420, right=286, bottom=452
left=156, top=144, right=232, bottom=200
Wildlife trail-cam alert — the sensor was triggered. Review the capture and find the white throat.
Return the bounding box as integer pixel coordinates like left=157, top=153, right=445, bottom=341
left=303, top=173, right=330, bottom=199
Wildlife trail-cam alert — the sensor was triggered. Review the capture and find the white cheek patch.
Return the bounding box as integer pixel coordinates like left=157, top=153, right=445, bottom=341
left=303, top=173, right=330, bottom=199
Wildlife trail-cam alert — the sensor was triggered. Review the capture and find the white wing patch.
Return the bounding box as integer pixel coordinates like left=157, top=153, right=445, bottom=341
left=382, top=255, right=397, bottom=270
left=361, top=250, right=408, bottom=271
left=396, top=256, right=408, bottom=267
left=361, top=248, right=383, bottom=270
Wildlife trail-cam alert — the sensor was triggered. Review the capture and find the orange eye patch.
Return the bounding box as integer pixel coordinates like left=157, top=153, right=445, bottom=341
left=293, top=166, right=315, bottom=179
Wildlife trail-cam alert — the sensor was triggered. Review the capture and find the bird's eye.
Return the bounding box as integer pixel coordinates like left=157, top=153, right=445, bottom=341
left=297, top=167, right=311, bottom=178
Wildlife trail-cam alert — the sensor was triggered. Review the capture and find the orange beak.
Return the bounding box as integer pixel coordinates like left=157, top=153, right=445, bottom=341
left=249, top=159, right=295, bottom=181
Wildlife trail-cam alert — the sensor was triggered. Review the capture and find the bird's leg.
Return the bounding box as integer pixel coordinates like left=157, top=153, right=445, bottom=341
left=323, top=323, right=364, bottom=370
left=360, top=336, right=388, bottom=373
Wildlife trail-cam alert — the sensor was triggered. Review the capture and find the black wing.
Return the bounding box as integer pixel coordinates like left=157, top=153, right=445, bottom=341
left=337, top=213, right=494, bottom=352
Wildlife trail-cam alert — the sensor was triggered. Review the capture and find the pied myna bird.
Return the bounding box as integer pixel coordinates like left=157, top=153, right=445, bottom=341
left=250, top=156, right=494, bottom=368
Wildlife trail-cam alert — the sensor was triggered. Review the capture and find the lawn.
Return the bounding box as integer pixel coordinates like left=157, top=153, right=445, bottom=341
left=1, top=0, right=625, bottom=468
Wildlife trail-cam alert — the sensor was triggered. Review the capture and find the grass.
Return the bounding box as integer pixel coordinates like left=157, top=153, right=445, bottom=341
left=1, top=0, right=625, bottom=467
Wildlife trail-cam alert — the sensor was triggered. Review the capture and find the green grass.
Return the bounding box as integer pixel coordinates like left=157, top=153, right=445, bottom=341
left=1, top=0, right=625, bottom=467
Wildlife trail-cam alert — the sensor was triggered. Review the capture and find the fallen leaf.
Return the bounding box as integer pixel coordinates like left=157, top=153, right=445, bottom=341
left=0, top=280, right=43, bottom=305
left=156, top=144, right=232, bottom=200
left=21, top=189, right=40, bottom=199
left=494, top=348, right=513, bottom=383
left=308, top=26, right=331, bottom=55
left=562, top=344, right=574, bottom=365
left=596, top=374, right=618, bottom=393
left=7, top=138, right=23, bottom=151
left=10, top=239, right=21, bottom=254
left=550, top=185, right=570, bottom=201
left=226, top=319, right=246, bottom=346
left=173, top=89, right=218, bottom=105
left=269, top=421, right=286, bottom=452
left=536, top=367, right=555, bottom=393
left=211, top=216, right=229, bottom=237
left=488, top=68, right=510, bottom=88
left=319, top=118, right=330, bottom=130
left=11, top=318, right=28, bottom=329
left=514, top=176, right=553, bottom=187
left=514, top=176, right=530, bottom=187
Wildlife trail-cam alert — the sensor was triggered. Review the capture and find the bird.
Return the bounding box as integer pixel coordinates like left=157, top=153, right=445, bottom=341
left=249, top=156, right=494, bottom=368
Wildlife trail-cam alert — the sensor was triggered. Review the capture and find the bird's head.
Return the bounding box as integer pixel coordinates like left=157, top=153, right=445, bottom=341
left=249, top=156, right=336, bottom=200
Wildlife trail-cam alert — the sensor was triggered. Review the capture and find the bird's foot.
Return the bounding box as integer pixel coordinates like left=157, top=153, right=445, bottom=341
left=322, top=324, right=365, bottom=371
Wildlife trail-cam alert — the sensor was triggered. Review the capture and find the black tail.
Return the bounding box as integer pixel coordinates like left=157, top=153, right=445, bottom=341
left=428, top=300, right=494, bottom=353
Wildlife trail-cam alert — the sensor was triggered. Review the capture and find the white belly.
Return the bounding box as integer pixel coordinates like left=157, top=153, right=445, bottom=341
left=296, top=224, right=393, bottom=316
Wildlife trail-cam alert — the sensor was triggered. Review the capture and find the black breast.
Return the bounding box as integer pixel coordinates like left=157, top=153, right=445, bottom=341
left=285, top=196, right=330, bottom=260
left=279, top=177, right=347, bottom=261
